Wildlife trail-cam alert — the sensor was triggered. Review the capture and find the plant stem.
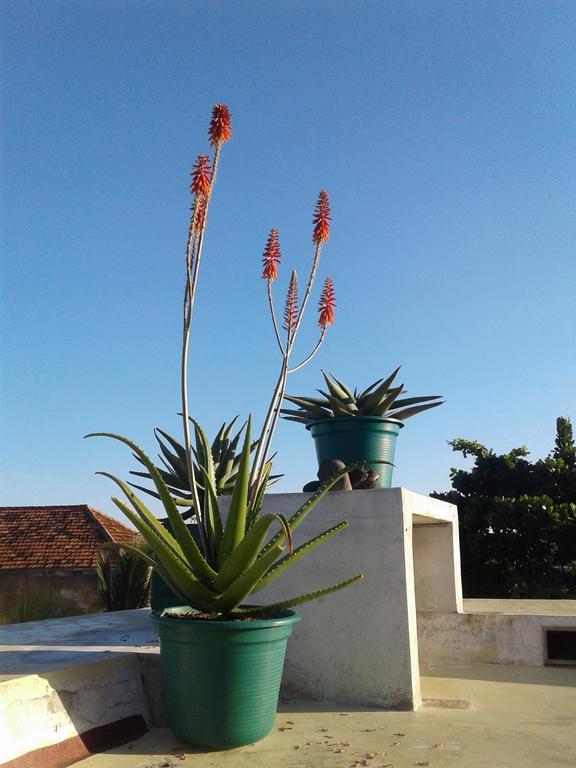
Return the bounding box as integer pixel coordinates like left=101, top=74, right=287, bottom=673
left=179, top=144, right=223, bottom=560
left=288, top=243, right=321, bottom=355
left=288, top=327, right=326, bottom=373
left=267, top=280, right=285, bottom=355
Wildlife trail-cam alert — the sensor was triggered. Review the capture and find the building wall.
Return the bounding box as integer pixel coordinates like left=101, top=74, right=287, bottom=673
left=0, top=569, right=103, bottom=619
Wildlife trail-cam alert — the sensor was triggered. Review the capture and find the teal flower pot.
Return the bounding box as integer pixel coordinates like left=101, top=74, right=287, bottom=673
left=154, top=609, right=301, bottom=748
left=306, top=416, right=403, bottom=488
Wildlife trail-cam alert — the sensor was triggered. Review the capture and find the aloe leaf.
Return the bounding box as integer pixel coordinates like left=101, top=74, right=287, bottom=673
left=388, top=395, right=443, bottom=409
left=130, top=465, right=190, bottom=492
left=85, top=432, right=216, bottom=583
left=326, top=394, right=357, bottom=416
left=196, top=465, right=223, bottom=556
left=240, top=574, right=363, bottom=616
left=281, top=407, right=327, bottom=420
left=155, top=428, right=188, bottom=463
left=254, top=521, right=349, bottom=592
left=321, top=371, right=352, bottom=402
left=259, top=460, right=382, bottom=556
left=213, top=544, right=285, bottom=613
left=191, top=420, right=216, bottom=491
left=212, top=421, right=227, bottom=450
left=371, top=386, right=406, bottom=417
left=110, top=497, right=217, bottom=605
left=156, top=439, right=185, bottom=478
left=357, top=377, right=384, bottom=400
left=213, top=512, right=289, bottom=592
left=387, top=401, right=444, bottom=421
left=95, top=471, right=190, bottom=560
left=324, top=372, right=356, bottom=402
left=357, top=368, right=401, bottom=411
left=359, top=379, right=404, bottom=415
left=113, top=542, right=192, bottom=606
left=281, top=415, right=311, bottom=424
left=217, top=416, right=252, bottom=568
left=223, top=416, right=240, bottom=443
left=247, top=461, right=272, bottom=528
left=283, top=395, right=332, bottom=409
left=127, top=481, right=162, bottom=501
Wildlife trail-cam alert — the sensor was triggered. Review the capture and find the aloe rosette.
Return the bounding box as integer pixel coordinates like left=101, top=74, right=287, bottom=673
left=86, top=419, right=380, bottom=618
left=282, top=368, right=444, bottom=424
left=129, top=418, right=278, bottom=512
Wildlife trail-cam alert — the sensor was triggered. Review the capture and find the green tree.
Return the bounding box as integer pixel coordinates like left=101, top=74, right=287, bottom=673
left=432, top=418, right=576, bottom=598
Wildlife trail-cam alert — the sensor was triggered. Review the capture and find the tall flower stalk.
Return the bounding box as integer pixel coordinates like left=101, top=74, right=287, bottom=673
left=248, top=192, right=335, bottom=504
left=181, top=105, right=232, bottom=556
left=87, top=107, right=375, bottom=620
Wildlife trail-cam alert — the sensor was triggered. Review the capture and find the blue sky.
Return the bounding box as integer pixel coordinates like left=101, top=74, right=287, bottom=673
left=1, top=1, right=575, bottom=520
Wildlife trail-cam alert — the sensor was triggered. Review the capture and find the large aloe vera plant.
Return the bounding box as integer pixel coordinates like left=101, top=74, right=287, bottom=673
left=282, top=368, right=443, bottom=424
left=129, top=418, right=278, bottom=514
left=87, top=420, right=378, bottom=618
left=87, top=104, right=368, bottom=620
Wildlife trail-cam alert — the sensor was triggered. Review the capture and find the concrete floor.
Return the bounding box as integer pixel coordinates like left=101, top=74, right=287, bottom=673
left=72, top=663, right=576, bottom=768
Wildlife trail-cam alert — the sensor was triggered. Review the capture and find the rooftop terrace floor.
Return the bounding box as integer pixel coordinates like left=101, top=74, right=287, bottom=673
left=71, top=662, right=576, bottom=768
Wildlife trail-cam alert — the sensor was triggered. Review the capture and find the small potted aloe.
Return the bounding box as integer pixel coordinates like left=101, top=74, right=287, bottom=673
left=86, top=106, right=384, bottom=749
left=282, top=370, right=443, bottom=487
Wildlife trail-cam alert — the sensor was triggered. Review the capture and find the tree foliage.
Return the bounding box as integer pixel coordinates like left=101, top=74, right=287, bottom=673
left=432, top=417, right=576, bottom=598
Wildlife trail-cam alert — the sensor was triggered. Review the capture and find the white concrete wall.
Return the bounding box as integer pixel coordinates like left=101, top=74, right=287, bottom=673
left=247, top=488, right=461, bottom=709
left=0, top=655, right=151, bottom=764
left=418, top=610, right=576, bottom=666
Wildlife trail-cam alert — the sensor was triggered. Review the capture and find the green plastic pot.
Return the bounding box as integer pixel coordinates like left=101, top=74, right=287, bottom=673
left=150, top=521, right=200, bottom=611
left=154, top=608, right=301, bottom=748
left=306, top=416, right=403, bottom=488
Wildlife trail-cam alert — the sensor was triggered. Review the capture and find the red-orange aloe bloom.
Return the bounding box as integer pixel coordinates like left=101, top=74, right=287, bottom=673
left=312, top=190, right=331, bottom=244
left=318, top=276, right=335, bottom=328
left=209, top=104, right=232, bottom=146
left=262, top=228, right=281, bottom=281
left=190, top=155, right=212, bottom=197
left=283, top=270, right=298, bottom=332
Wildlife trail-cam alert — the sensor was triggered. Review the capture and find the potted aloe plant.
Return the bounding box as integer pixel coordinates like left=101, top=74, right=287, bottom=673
left=282, top=370, right=443, bottom=487
left=128, top=417, right=281, bottom=611
left=86, top=105, right=383, bottom=749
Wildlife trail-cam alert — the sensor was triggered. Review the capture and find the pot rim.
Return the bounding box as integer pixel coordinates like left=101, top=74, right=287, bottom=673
left=152, top=606, right=301, bottom=630
left=305, top=415, right=405, bottom=430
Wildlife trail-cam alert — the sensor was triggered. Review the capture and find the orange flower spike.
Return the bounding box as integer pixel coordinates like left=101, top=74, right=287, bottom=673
left=190, top=155, right=212, bottom=198
left=262, top=228, right=281, bottom=281
left=312, top=190, right=331, bottom=245
left=318, top=276, right=336, bottom=327
left=283, top=270, right=299, bottom=332
left=209, top=104, right=232, bottom=146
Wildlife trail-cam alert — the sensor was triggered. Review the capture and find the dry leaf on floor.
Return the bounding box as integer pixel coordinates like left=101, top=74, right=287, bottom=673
left=414, top=762, right=430, bottom=766
left=293, top=745, right=301, bottom=750
left=286, top=720, right=295, bottom=725
left=362, top=728, right=377, bottom=732
left=278, top=726, right=293, bottom=732
left=388, top=742, right=400, bottom=747
left=393, top=732, right=406, bottom=737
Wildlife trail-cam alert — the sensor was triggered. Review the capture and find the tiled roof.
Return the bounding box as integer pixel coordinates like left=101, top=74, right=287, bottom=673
left=0, top=505, right=139, bottom=570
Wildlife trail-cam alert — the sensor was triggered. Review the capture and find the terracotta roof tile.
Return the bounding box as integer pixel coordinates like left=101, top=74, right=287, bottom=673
left=0, top=505, right=139, bottom=570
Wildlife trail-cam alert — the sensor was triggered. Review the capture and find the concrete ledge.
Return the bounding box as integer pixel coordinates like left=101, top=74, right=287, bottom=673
left=418, top=600, right=576, bottom=666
